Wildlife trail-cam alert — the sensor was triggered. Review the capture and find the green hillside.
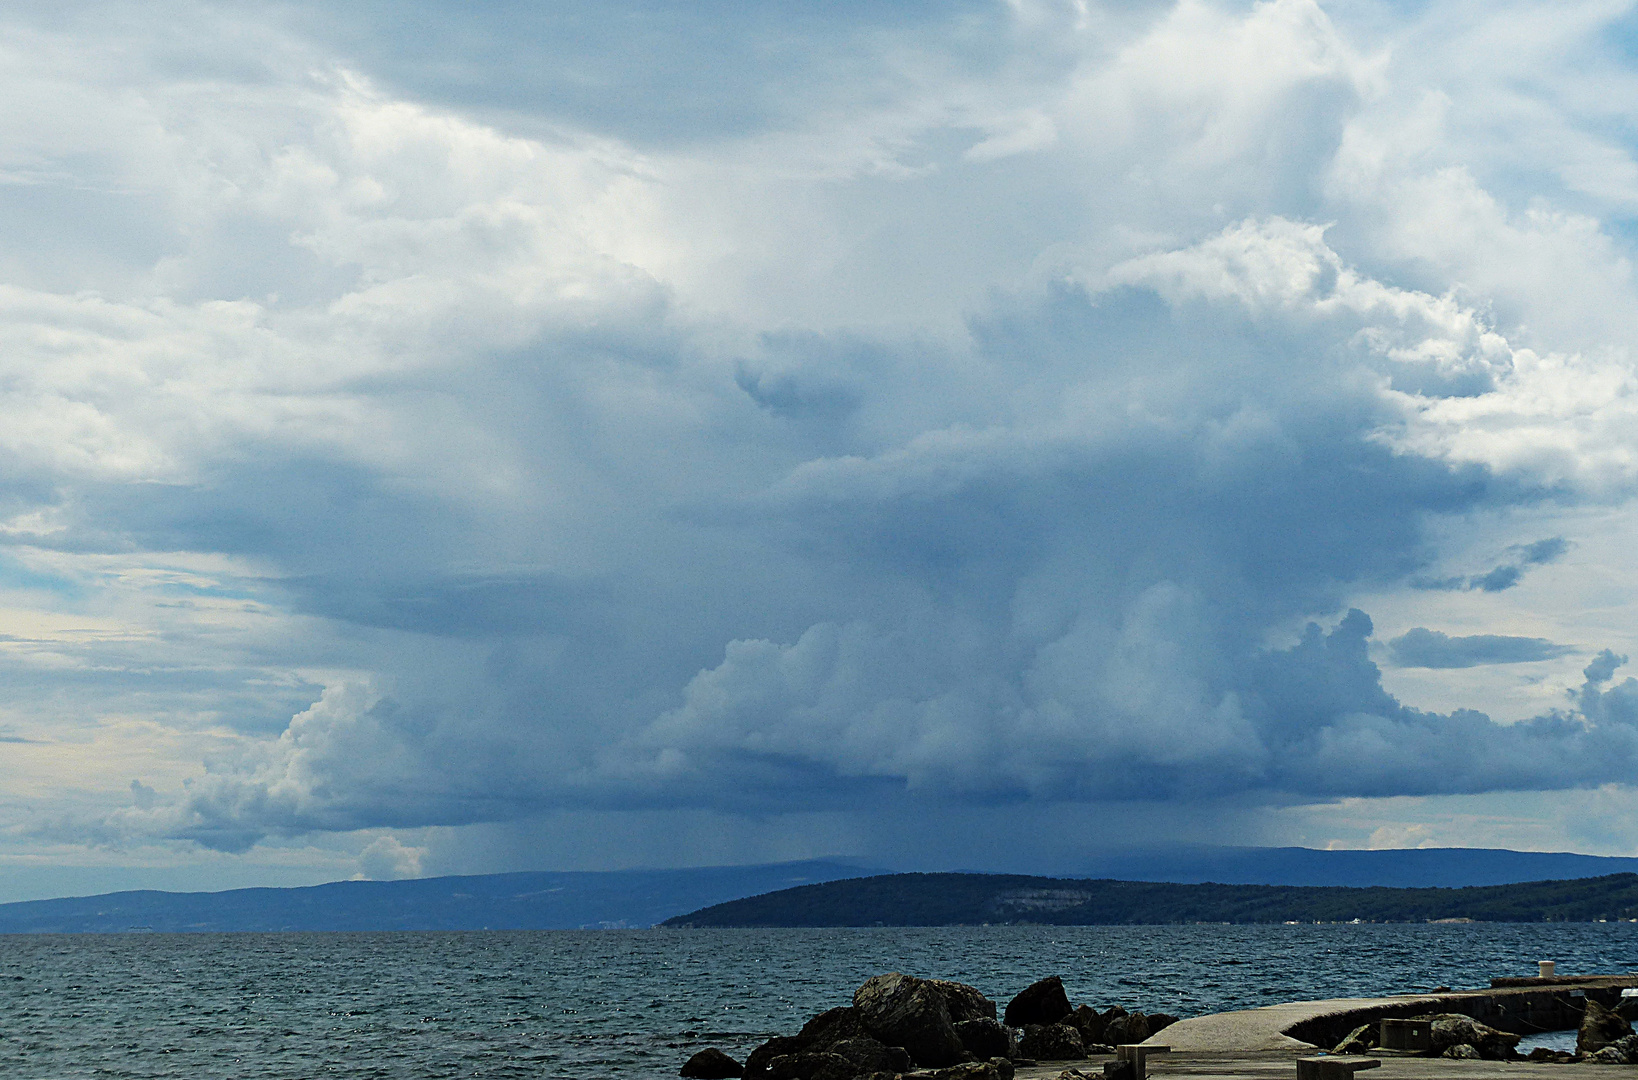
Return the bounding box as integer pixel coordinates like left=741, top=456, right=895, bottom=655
left=661, top=871, right=1638, bottom=927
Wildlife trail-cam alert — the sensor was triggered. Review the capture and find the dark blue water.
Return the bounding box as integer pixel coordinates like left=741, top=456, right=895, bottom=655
left=1, top=924, right=1633, bottom=1079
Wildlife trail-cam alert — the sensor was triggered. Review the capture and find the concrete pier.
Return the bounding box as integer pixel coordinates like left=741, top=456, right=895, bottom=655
left=1007, top=975, right=1638, bottom=1080
left=1014, top=1053, right=1638, bottom=1080
left=1149, top=976, right=1638, bottom=1054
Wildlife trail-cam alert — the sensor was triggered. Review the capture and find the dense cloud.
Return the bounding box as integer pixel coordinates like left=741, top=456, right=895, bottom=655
left=1388, top=628, right=1573, bottom=669
left=87, top=221, right=1638, bottom=850
left=3, top=0, right=1638, bottom=878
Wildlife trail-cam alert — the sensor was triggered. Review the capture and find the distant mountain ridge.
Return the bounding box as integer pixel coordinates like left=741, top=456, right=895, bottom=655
left=0, top=860, right=877, bottom=933
left=5, top=847, right=1638, bottom=933
left=662, top=871, right=1638, bottom=927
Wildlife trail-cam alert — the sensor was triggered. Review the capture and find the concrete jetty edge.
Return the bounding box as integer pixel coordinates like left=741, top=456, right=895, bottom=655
left=1145, top=975, right=1638, bottom=1054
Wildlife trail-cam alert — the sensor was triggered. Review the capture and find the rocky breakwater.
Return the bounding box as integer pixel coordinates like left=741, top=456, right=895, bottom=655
left=1571, top=998, right=1638, bottom=1064
left=1332, top=1015, right=1521, bottom=1061
left=1328, top=995, right=1638, bottom=1065
left=679, top=974, right=1179, bottom=1080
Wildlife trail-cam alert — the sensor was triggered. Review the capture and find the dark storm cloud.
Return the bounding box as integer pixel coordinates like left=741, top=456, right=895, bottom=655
left=100, top=221, right=1638, bottom=849
left=1387, top=628, right=1575, bottom=668
left=9, top=0, right=1638, bottom=869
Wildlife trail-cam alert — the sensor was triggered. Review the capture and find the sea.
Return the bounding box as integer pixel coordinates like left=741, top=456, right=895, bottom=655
left=0, top=923, right=1632, bottom=1079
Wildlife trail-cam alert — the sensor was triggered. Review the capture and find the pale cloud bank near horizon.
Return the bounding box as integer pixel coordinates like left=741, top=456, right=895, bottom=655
left=3, top=0, right=1638, bottom=899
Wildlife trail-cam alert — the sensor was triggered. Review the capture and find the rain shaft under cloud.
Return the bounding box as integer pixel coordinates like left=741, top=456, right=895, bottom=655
left=90, top=219, right=1638, bottom=853
left=3, top=0, right=1638, bottom=881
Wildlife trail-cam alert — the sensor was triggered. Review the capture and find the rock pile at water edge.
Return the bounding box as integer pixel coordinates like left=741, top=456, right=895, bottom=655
left=681, top=973, right=1179, bottom=1080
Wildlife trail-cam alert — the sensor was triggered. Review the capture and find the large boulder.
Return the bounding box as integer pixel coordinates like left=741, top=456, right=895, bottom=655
left=932, top=1063, right=1005, bottom=1080
left=827, top=1037, right=912, bottom=1074
left=682, top=1048, right=744, bottom=1079
left=1019, top=1023, right=1087, bottom=1061
left=1068, top=1005, right=1105, bottom=1046
left=765, top=1051, right=861, bottom=1080
left=955, top=1018, right=1017, bottom=1061
left=932, top=980, right=998, bottom=1023
left=746, top=1042, right=815, bottom=1080
left=854, top=972, right=968, bottom=1068
left=1580, top=998, right=1635, bottom=1054
left=1103, top=1013, right=1149, bottom=1046
left=1588, top=1034, right=1638, bottom=1065
left=799, top=1007, right=868, bottom=1047
left=1099, top=1006, right=1128, bottom=1034
left=1416, top=1014, right=1520, bottom=1060
left=1005, top=977, right=1073, bottom=1027
left=745, top=1037, right=809, bottom=1080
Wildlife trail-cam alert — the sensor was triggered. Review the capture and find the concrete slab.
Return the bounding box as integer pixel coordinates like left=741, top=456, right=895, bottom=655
left=1013, top=1053, right=1637, bottom=1080
left=1149, top=998, right=1447, bottom=1053
left=1144, top=976, right=1638, bottom=1054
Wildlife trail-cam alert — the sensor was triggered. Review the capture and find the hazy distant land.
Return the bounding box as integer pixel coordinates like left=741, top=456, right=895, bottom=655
left=8, top=847, right=1638, bottom=932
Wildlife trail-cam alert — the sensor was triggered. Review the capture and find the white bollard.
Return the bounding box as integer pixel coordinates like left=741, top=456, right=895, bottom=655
left=1539, top=960, right=1556, bottom=978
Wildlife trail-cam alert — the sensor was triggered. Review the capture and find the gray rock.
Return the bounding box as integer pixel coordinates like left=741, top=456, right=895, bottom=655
left=1589, top=1034, right=1638, bottom=1065
left=954, top=1018, right=1016, bottom=1061
left=1005, top=977, right=1073, bottom=1028
left=1104, top=1014, right=1152, bottom=1047
left=828, top=1037, right=913, bottom=1075
left=930, top=1063, right=1001, bottom=1080
left=1019, top=1023, right=1087, bottom=1061
left=682, top=1048, right=744, bottom=1079
left=745, top=1037, right=809, bottom=1080
left=799, top=1007, right=867, bottom=1047
left=854, top=972, right=968, bottom=1068
left=991, top=1057, right=1016, bottom=1080
left=1580, top=998, right=1635, bottom=1055
left=1414, top=1014, right=1520, bottom=1060
left=1099, top=1008, right=1129, bottom=1043
left=931, top=980, right=998, bottom=1023
left=1068, top=1005, right=1106, bottom=1046
left=766, top=1051, right=858, bottom=1080
left=1332, top=1023, right=1377, bottom=1055
left=1443, top=1044, right=1481, bottom=1060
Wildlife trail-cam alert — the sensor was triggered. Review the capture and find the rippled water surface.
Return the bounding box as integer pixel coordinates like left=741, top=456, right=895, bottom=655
left=2, top=924, right=1636, bottom=1079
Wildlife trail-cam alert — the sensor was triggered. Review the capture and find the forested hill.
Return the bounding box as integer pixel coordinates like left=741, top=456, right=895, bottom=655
left=660, top=872, right=1638, bottom=926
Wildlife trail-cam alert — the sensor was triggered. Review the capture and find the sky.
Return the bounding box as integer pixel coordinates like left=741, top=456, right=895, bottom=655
left=4, top=0, right=1638, bottom=902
